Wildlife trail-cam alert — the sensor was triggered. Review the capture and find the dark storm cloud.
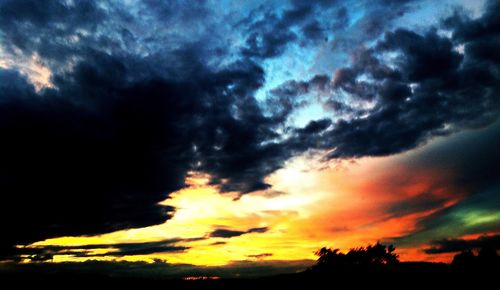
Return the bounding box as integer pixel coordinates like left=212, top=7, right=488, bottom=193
left=0, top=0, right=223, bottom=74
left=13, top=238, right=203, bottom=261
left=265, top=74, right=332, bottom=123
left=240, top=4, right=305, bottom=58
left=301, top=20, right=326, bottom=42
left=321, top=1, right=500, bottom=159
left=0, top=0, right=104, bottom=58
left=0, top=0, right=291, bottom=259
left=329, top=0, right=415, bottom=52
left=269, top=74, right=331, bottom=99
left=210, top=227, right=269, bottom=238
left=240, top=0, right=416, bottom=59
left=0, top=51, right=290, bottom=258
left=0, top=60, right=193, bottom=255
left=295, top=119, right=332, bottom=135
left=0, top=69, right=37, bottom=98
left=425, top=235, right=500, bottom=254
left=267, top=72, right=367, bottom=121
left=240, top=1, right=341, bottom=58
left=443, top=0, right=500, bottom=44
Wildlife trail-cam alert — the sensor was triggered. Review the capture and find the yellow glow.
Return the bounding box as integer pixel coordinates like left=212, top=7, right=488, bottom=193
left=29, top=150, right=461, bottom=265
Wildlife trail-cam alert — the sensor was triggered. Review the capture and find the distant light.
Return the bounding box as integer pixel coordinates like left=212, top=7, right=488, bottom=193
left=183, top=276, right=221, bottom=280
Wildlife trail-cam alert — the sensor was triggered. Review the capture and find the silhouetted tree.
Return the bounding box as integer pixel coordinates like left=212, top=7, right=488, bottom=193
left=477, top=246, right=499, bottom=267
left=313, top=242, right=399, bottom=274
left=451, top=247, right=499, bottom=273
left=451, top=250, right=475, bottom=271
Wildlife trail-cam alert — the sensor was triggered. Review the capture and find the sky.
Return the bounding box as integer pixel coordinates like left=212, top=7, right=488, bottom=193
left=0, top=0, right=499, bottom=277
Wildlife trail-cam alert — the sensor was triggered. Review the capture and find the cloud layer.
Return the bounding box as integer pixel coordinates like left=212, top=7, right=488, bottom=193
left=425, top=235, right=500, bottom=254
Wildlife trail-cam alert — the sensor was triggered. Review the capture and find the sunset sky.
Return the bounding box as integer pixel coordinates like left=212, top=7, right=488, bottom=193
left=0, top=0, right=499, bottom=277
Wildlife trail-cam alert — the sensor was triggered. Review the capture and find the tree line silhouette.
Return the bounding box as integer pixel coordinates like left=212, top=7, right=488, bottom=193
left=312, top=243, right=399, bottom=274
left=451, top=247, right=499, bottom=273
left=308, top=242, right=499, bottom=276
left=1, top=242, right=498, bottom=289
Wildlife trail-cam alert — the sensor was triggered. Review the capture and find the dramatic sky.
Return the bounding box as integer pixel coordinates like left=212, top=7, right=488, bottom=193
left=1, top=0, right=499, bottom=277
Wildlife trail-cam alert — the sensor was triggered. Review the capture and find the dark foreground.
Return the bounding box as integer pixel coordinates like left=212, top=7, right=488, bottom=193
left=3, top=244, right=498, bottom=288
left=1, top=262, right=498, bottom=289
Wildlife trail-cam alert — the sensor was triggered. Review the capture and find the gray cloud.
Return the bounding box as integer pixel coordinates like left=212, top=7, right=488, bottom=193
left=248, top=253, right=273, bottom=259
left=210, top=227, right=269, bottom=238
left=425, top=235, right=500, bottom=254
left=16, top=238, right=205, bottom=261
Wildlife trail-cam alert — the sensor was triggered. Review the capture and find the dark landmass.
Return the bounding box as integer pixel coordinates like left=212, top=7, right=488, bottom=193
left=0, top=262, right=497, bottom=289
left=1, top=243, right=498, bottom=289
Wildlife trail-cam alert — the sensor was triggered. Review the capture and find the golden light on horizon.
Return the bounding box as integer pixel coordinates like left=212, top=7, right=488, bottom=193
left=28, top=146, right=464, bottom=266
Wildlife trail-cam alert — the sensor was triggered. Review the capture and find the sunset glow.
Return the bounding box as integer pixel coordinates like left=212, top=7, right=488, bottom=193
left=27, top=125, right=493, bottom=265
left=1, top=0, right=499, bottom=281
